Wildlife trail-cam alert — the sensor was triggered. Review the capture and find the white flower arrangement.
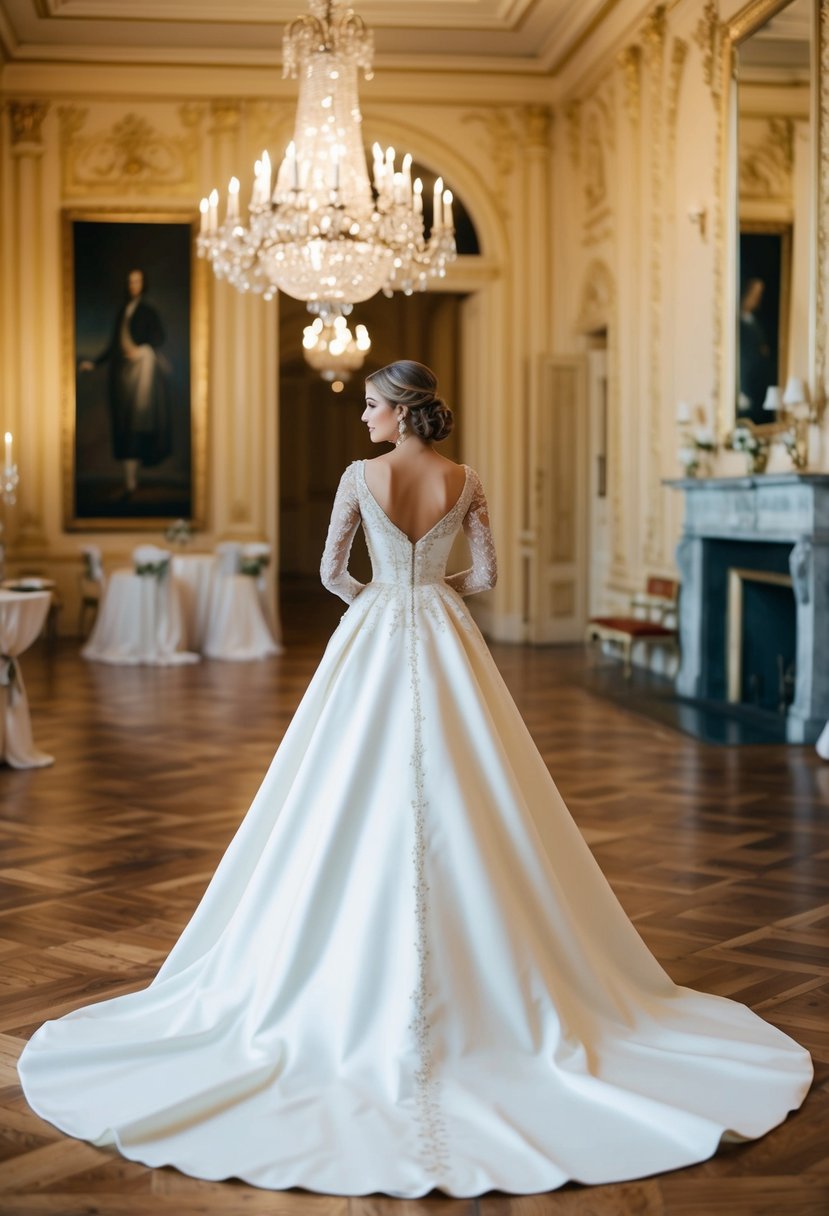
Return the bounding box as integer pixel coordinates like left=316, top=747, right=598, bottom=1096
left=164, top=518, right=193, bottom=546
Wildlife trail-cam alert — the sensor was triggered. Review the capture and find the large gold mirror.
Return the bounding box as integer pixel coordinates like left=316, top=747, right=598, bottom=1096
left=731, top=0, right=815, bottom=435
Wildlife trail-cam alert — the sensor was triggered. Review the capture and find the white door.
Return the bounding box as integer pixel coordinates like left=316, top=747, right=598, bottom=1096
left=529, top=355, right=588, bottom=643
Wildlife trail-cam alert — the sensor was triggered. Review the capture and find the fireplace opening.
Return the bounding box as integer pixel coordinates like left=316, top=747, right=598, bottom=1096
left=727, top=568, right=796, bottom=715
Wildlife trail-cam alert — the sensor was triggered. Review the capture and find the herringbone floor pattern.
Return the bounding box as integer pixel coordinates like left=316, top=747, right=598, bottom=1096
left=1, top=588, right=827, bottom=1215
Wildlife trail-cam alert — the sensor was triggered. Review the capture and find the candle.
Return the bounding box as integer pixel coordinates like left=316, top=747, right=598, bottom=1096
left=199, top=197, right=209, bottom=234
left=286, top=141, right=299, bottom=191
left=393, top=171, right=404, bottom=205
left=228, top=176, right=240, bottom=220
left=261, top=150, right=272, bottom=202
left=4, top=432, right=12, bottom=472
left=443, top=188, right=454, bottom=231
left=433, top=176, right=444, bottom=230
left=331, top=146, right=340, bottom=192
left=402, top=152, right=412, bottom=203
left=413, top=178, right=423, bottom=216
left=208, top=189, right=219, bottom=232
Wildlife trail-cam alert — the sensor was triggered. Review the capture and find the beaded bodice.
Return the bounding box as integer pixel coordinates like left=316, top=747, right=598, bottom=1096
left=320, top=459, right=497, bottom=604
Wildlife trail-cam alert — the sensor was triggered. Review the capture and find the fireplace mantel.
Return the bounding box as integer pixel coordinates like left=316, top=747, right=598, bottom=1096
left=664, top=473, right=829, bottom=743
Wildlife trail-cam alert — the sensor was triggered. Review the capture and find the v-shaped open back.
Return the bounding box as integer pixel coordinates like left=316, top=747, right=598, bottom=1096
left=359, top=460, right=470, bottom=546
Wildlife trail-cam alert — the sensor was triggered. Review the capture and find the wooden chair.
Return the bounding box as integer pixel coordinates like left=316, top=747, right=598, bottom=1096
left=585, top=576, right=679, bottom=676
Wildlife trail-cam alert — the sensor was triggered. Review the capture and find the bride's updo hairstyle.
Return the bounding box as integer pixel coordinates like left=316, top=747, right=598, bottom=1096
left=366, top=360, right=454, bottom=443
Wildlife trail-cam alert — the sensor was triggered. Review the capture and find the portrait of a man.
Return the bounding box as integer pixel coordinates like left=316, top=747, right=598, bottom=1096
left=66, top=214, right=203, bottom=526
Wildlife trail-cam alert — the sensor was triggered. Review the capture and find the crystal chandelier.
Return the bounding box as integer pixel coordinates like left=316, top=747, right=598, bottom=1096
left=197, top=0, right=457, bottom=314
left=302, top=315, right=371, bottom=381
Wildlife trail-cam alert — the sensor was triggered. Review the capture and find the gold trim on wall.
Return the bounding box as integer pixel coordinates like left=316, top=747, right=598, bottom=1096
left=61, top=207, right=208, bottom=532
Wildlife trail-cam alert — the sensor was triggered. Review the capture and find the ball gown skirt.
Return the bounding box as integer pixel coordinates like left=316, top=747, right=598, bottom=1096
left=17, top=461, right=813, bottom=1198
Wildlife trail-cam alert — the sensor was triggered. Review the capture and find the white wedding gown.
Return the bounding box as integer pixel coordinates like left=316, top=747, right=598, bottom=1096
left=18, top=460, right=812, bottom=1197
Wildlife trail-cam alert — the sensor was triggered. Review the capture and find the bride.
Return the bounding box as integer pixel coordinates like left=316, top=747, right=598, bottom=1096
left=18, top=360, right=812, bottom=1198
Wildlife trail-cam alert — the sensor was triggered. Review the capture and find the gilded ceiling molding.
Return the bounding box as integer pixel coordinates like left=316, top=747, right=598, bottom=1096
left=60, top=111, right=199, bottom=198
left=8, top=100, right=49, bottom=148
left=616, top=45, right=641, bottom=125
left=739, top=117, right=794, bottom=200
left=693, top=1, right=722, bottom=105
left=562, top=100, right=581, bottom=169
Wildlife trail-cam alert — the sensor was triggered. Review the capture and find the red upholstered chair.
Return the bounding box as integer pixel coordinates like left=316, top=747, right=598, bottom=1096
left=585, top=576, right=679, bottom=676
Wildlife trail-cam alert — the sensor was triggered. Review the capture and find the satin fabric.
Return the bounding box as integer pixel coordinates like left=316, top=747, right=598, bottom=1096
left=18, top=463, right=812, bottom=1197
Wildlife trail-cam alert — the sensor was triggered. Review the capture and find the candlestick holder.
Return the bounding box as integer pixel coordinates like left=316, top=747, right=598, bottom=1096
left=2, top=462, right=19, bottom=505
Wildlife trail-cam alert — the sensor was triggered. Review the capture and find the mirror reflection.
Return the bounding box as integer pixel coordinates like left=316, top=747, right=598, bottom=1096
left=735, top=0, right=812, bottom=427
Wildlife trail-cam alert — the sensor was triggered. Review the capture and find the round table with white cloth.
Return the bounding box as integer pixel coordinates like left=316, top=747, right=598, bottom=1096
left=0, top=589, right=53, bottom=769
left=82, top=569, right=200, bottom=667
left=171, top=554, right=218, bottom=651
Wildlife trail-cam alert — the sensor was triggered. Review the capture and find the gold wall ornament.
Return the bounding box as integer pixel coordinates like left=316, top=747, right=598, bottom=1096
left=62, top=111, right=199, bottom=198
left=642, top=4, right=667, bottom=63
left=208, top=100, right=242, bottom=135
left=521, top=104, right=553, bottom=151
left=667, top=38, right=689, bottom=152
left=8, top=100, right=49, bottom=147
left=739, top=116, right=794, bottom=200
left=461, top=109, right=519, bottom=180
left=643, top=0, right=667, bottom=569
left=617, top=46, right=641, bottom=125
left=694, top=0, right=722, bottom=102
left=583, top=112, right=608, bottom=212
left=576, top=257, right=615, bottom=334
left=178, top=103, right=206, bottom=131
left=563, top=100, right=582, bottom=168
left=57, top=104, right=88, bottom=145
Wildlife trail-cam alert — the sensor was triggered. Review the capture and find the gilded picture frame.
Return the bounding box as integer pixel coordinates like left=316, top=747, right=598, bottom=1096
left=62, top=209, right=208, bottom=531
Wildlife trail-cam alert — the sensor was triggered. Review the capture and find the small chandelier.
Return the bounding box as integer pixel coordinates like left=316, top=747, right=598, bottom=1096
left=302, top=315, right=371, bottom=381
left=197, top=0, right=457, bottom=314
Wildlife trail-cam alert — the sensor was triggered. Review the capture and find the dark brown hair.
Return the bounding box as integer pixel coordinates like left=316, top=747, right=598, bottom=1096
left=366, top=360, right=454, bottom=443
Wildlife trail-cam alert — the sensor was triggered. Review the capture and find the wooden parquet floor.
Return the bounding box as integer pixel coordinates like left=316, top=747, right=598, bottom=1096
left=1, top=586, right=827, bottom=1216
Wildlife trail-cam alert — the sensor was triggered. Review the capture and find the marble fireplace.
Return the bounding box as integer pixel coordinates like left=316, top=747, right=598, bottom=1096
left=666, top=474, right=829, bottom=743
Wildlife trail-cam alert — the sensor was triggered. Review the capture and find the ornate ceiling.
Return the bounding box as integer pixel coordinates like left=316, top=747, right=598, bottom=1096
left=0, top=0, right=622, bottom=75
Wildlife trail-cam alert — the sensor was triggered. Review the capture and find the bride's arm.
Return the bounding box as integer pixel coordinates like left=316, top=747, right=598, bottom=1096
left=445, top=471, right=498, bottom=597
left=320, top=463, right=366, bottom=604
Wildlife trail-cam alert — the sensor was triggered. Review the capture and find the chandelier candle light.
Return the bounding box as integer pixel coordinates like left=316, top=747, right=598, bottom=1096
left=197, top=0, right=457, bottom=316
left=303, top=315, right=371, bottom=382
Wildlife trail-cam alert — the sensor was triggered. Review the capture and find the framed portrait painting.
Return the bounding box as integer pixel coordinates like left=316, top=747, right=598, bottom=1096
left=737, top=222, right=792, bottom=425
left=63, top=210, right=207, bottom=529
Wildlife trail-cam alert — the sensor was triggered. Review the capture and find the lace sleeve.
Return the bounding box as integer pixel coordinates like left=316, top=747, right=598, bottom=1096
left=320, top=463, right=366, bottom=604
left=445, top=470, right=497, bottom=597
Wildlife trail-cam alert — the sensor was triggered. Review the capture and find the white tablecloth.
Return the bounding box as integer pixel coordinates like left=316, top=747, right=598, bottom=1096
left=0, top=589, right=53, bottom=769
left=205, top=574, right=281, bottom=662
left=171, top=554, right=217, bottom=651
left=82, top=570, right=200, bottom=666
left=173, top=553, right=280, bottom=661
